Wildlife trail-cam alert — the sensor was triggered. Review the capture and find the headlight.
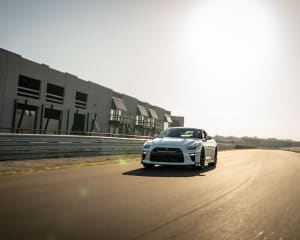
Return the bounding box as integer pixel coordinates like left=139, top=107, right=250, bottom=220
left=187, top=142, right=199, bottom=150
left=143, top=144, right=151, bottom=149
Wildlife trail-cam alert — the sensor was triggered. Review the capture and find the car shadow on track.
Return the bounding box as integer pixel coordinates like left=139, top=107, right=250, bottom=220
left=123, top=165, right=216, bottom=177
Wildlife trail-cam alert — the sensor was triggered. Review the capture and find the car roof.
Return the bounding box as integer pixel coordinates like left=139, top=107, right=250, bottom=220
left=167, top=127, right=204, bottom=131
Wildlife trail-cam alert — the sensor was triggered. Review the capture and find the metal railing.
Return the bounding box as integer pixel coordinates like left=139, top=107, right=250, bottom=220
left=0, top=133, right=148, bottom=160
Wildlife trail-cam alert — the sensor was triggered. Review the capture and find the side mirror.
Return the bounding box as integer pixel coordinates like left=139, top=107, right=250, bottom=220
left=206, top=136, right=212, bottom=140
left=153, top=133, right=159, bottom=138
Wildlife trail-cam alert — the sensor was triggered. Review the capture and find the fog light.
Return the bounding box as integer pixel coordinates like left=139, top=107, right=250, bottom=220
left=142, top=151, right=146, bottom=160
left=190, top=153, right=195, bottom=161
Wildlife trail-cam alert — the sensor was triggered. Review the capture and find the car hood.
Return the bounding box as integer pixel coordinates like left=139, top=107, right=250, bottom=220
left=151, top=137, right=200, bottom=147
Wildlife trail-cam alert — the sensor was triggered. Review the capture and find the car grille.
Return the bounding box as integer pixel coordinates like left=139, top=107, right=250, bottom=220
left=150, top=148, right=184, bottom=162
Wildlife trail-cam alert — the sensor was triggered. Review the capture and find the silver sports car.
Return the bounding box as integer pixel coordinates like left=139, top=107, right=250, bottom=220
left=141, top=127, right=218, bottom=169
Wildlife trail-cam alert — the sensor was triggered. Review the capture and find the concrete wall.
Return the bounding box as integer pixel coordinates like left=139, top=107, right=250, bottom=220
left=0, top=48, right=184, bottom=135
left=0, top=50, right=22, bottom=130
left=0, top=50, right=7, bottom=127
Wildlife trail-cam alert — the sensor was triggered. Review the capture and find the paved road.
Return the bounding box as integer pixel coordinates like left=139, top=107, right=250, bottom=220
left=0, top=150, right=300, bottom=240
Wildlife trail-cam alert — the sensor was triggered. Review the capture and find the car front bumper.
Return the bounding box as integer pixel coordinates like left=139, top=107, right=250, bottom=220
left=141, top=146, right=201, bottom=166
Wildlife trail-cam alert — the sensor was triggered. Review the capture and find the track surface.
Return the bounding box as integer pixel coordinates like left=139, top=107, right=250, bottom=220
left=0, top=150, right=300, bottom=240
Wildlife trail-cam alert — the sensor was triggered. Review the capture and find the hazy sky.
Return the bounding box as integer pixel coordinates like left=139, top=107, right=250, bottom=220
left=1, top=0, right=299, bottom=140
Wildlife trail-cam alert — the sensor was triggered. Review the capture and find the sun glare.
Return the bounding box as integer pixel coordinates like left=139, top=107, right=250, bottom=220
left=175, top=0, right=280, bottom=136
left=178, top=0, right=278, bottom=87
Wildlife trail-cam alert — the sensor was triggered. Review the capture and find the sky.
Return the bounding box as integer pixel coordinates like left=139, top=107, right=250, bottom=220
left=0, top=0, right=299, bottom=140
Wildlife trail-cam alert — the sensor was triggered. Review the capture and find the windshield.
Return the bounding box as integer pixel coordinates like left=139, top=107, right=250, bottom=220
left=159, top=128, right=202, bottom=139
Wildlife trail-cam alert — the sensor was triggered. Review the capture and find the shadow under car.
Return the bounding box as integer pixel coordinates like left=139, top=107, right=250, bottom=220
left=122, top=165, right=216, bottom=177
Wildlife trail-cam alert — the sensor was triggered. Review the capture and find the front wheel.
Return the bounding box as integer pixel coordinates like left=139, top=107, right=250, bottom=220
left=194, top=149, right=205, bottom=170
left=208, top=148, right=218, bottom=167
left=143, top=163, right=155, bottom=169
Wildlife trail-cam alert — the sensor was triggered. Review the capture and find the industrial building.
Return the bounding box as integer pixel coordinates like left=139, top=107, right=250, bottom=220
left=0, top=48, right=184, bottom=136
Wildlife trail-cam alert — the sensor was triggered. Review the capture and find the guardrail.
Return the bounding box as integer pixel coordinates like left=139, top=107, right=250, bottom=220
left=0, top=133, right=236, bottom=161
left=0, top=134, right=147, bottom=160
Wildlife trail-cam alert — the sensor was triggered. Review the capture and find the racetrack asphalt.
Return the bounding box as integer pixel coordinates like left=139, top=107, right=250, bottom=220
left=0, top=149, right=299, bottom=240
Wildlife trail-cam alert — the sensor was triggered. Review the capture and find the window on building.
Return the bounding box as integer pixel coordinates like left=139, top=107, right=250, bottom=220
left=17, top=75, right=41, bottom=99
left=136, top=115, right=145, bottom=126
left=148, top=118, right=155, bottom=128
left=71, top=113, right=86, bottom=133
left=44, top=108, right=61, bottom=120
left=14, top=102, right=38, bottom=133
left=43, top=108, right=62, bottom=133
left=110, top=109, right=121, bottom=122
left=75, top=91, right=87, bottom=109
left=46, top=83, right=64, bottom=104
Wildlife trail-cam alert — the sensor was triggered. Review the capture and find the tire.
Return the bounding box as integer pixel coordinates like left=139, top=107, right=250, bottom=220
left=143, top=163, right=155, bottom=169
left=194, top=149, right=205, bottom=169
left=200, top=149, right=205, bottom=167
left=209, top=148, right=218, bottom=167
